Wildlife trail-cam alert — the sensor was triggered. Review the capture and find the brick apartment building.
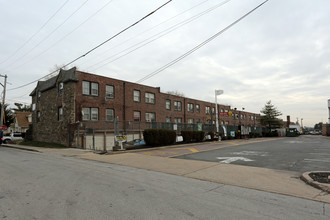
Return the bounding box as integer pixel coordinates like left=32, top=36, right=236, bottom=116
left=30, top=67, right=260, bottom=147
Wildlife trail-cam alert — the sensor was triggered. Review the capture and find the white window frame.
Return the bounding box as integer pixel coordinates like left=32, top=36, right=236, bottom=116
left=82, top=81, right=90, bottom=95
left=91, top=83, right=99, bottom=96
left=106, top=109, right=114, bottom=121
left=145, top=112, right=155, bottom=122
left=133, top=90, right=140, bottom=102
left=82, top=108, right=90, bottom=121
left=106, top=85, right=114, bottom=99
left=58, top=107, right=63, bottom=121
left=205, top=106, right=210, bottom=115
left=187, top=103, right=194, bottom=112
left=166, top=100, right=171, bottom=110
left=91, top=108, right=99, bottom=121
left=134, top=111, right=141, bottom=122
left=145, top=92, right=155, bottom=104
left=174, top=101, right=182, bottom=111
left=187, top=119, right=194, bottom=124
left=196, top=104, right=200, bottom=113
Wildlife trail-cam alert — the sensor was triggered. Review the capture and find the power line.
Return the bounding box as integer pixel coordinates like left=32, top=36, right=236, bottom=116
left=3, top=0, right=90, bottom=69
left=0, top=0, right=71, bottom=65
left=82, top=0, right=212, bottom=68
left=8, top=0, right=173, bottom=91
left=136, top=0, right=269, bottom=84
left=13, top=0, right=115, bottom=70
left=88, top=0, right=231, bottom=72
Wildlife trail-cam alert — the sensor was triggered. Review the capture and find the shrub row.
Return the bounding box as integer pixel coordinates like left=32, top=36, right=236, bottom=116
left=143, top=129, right=176, bottom=146
left=181, top=131, right=205, bottom=143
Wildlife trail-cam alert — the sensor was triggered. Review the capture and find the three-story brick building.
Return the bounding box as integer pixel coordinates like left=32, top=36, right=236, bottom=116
left=30, top=67, right=260, bottom=148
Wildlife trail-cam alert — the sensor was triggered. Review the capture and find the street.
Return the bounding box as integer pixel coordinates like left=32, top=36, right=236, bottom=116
left=176, top=135, right=330, bottom=173
left=0, top=147, right=329, bottom=219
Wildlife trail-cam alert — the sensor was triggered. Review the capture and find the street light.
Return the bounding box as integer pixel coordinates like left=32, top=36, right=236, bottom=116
left=215, top=89, right=224, bottom=134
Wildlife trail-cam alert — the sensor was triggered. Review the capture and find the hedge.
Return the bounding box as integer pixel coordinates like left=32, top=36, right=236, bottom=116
left=181, top=130, right=205, bottom=143
left=143, top=129, right=176, bottom=146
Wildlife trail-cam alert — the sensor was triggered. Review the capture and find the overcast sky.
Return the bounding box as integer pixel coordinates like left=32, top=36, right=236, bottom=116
left=1, top=0, right=329, bottom=127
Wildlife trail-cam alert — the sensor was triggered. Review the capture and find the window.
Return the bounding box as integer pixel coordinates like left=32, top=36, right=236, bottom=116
left=37, top=111, right=40, bottom=122
left=205, top=106, right=210, bottom=115
left=106, top=85, right=114, bottom=99
left=174, top=101, right=182, bottom=111
left=134, top=111, right=141, bottom=122
left=241, top=114, right=244, bottom=120
left=187, top=119, right=194, bottom=124
left=145, top=112, right=155, bottom=122
left=225, top=121, right=229, bottom=125
left=166, top=117, right=171, bottom=123
left=58, top=107, right=63, bottom=121
left=196, top=104, right=200, bottom=113
left=187, top=103, right=194, bottom=112
left=91, top=108, right=99, bottom=121
left=212, top=107, right=215, bottom=114
left=82, top=81, right=90, bottom=95
left=82, top=108, right=90, bottom=120
left=145, top=92, right=155, bottom=104
left=221, top=121, right=224, bottom=125
left=58, top=82, right=63, bottom=96
left=91, top=83, right=98, bottom=96
left=235, top=114, right=239, bottom=120
left=174, top=118, right=182, bottom=124
left=196, top=119, right=201, bottom=123
left=82, top=108, right=98, bottom=121
left=82, top=81, right=98, bottom=96
left=37, top=91, right=41, bottom=102
left=220, top=109, right=224, bottom=113
left=133, top=90, right=140, bottom=102
left=166, top=100, right=171, bottom=110
left=106, top=109, right=114, bottom=121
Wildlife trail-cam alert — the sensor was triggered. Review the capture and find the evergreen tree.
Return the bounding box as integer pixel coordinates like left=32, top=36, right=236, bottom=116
left=259, top=100, right=283, bottom=131
left=0, top=104, right=15, bottom=127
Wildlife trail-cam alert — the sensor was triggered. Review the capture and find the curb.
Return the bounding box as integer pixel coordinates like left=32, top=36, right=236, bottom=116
left=300, top=171, right=330, bottom=193
left=1, top=144, right=41, bottom=153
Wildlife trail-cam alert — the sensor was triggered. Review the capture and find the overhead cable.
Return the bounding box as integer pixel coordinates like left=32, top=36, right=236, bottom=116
left=13, top=0, right=115, bottom=70
left=88, top=0, right=231, bottom=71
left=8, top=0, right=173, bottom=91
left=0, top=0, right=71, bottom=65
left=4, top=0, right=90, bottom=69
left=136, top=0, right=269, bottom=84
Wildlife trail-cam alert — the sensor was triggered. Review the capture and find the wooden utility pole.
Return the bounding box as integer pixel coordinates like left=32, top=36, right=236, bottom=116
left=0, top=74, right=7, bottom=127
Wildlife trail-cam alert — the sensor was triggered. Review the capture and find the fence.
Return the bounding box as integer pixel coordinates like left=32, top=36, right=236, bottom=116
left=73, top=120, right=262, bottom=151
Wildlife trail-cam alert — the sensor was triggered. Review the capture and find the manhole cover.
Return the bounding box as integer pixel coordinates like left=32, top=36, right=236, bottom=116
left=309, top=172, right=330, bottom=184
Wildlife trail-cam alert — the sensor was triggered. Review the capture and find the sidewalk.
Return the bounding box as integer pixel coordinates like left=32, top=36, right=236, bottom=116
left=3, top=143, right=330, bottom=204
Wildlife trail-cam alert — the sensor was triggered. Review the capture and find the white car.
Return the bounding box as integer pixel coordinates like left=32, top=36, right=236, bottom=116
left=3, top=133, right=24, bottom=143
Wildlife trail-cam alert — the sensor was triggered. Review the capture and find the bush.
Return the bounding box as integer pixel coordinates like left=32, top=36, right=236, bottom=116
left=143, top=129, right=176, bottom=147
left=181, top=131, right=205, bottom=143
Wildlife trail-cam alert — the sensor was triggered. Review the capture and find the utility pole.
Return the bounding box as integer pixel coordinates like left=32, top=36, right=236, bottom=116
left=0, top=74, right=7, bottom=128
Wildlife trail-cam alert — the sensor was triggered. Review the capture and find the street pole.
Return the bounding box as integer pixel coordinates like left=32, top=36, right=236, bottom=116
left=215, top=90, right=223, bottom=134
left=0, top=74, right=7, bottom=128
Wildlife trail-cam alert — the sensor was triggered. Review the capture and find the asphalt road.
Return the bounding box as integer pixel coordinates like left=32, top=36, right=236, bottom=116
left=176, top=135, right=330, bottom=173
left=0, top=147, right=329, bottom=219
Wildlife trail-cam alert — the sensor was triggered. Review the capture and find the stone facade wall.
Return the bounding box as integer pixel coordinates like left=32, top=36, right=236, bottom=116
left=31, top=75, right=76, bottom=146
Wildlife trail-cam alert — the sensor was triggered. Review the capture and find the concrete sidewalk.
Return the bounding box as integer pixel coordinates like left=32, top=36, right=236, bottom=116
left=3, top=144, right=330, bottom=204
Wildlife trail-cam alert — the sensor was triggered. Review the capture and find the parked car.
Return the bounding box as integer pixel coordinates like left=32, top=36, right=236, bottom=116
left=3, top=133, right=24, bottom=143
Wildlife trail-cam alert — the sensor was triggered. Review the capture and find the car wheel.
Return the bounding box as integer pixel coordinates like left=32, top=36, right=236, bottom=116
left=3, top=139, right=8, bottom=144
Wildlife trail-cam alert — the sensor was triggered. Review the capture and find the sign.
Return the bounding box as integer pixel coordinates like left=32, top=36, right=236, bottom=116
left=219, top=112, right=229, bottom=116
left=228, top=111, right=233, bottom=116
left=115, top=135, right=127, bottom=142
left=197, top=123, right=203, bottom=131
left=1, top=125, right=7, bottom=131
left=230, top=131, right=235, bottom=137
left=216, top=157, right=254, bottom=164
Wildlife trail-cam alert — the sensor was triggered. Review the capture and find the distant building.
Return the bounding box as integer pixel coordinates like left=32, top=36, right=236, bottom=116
left=9, top=111, right=32, bottom=133
left=30, top=67, right=261, bottom=148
